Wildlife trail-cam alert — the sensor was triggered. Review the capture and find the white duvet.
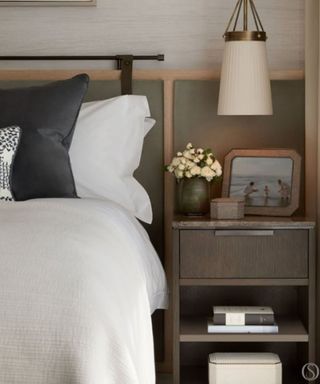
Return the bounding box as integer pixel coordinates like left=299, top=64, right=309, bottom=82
left=0, top=198, right=168, bottom=384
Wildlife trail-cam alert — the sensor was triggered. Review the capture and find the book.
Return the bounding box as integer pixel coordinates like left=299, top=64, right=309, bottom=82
left=213, top=306, right=275, bottom=326
left=208, top=319, right=279, bottom=334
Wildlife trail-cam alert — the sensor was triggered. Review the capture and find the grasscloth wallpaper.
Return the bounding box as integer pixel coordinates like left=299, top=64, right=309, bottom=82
left=0, top=0, right=304, bottom=70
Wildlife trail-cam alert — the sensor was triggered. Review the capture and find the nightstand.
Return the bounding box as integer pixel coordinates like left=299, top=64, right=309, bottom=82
left=172, top=216, right=316, bottom=384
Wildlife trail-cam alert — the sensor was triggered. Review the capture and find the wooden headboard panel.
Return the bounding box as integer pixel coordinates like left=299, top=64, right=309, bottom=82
left=0, top=68, right=305, bottom=374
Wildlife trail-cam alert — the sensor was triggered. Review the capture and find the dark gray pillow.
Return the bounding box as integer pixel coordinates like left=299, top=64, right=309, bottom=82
left=0, top=74, right=89, bottom=200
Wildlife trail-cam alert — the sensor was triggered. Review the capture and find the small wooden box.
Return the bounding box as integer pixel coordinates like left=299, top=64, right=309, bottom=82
left=210, top=197, right=245, bottom=220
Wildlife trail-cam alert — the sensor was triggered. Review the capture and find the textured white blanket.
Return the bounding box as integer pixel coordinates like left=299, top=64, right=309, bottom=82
left=0, top=198, right=168, bottom=384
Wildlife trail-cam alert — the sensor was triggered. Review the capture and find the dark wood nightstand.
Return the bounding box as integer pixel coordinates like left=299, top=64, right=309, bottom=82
left=172, top=216, right=316, bottom=384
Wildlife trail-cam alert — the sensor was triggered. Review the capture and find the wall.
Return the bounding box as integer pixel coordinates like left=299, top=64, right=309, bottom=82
left=175, top=80, right=306, bottom=214
left=0, top=0, right=304, bottom=70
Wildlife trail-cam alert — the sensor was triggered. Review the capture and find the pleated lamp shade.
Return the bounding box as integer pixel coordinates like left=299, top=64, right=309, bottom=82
left=218, top=40, right=273, bottom=115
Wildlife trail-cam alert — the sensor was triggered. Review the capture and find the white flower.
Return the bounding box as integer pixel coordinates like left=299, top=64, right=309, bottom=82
left=171, top=157, right=181, bottom=167
left=167, top=165, right=174, bottom=173
left=211, top=159, right=221, bottom=170
left=183, top=150, right=193, bottom=160
left=211, top=159, right=222, bottom=175
left=190, top=166, right=201, bottom=176
left=216, top=167, right=222, bottom=177
left=174, top=169, right=184, bottom=179
left=201, top=166, right=212, bottom=177
left=201, top=166, right=215, bottom=181
left=167, top=144, right=221, bottom=182
left=186, top=160, right=194, bottom=169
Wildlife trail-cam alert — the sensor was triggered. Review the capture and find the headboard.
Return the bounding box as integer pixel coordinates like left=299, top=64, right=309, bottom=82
left=0, top=68, right=305, bottom=374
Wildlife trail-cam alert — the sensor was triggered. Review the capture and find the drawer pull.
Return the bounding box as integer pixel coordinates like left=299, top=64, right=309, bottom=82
left=214, top=230, right=274, bottom=237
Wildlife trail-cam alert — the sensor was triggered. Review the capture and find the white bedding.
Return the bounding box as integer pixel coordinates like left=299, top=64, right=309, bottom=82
left=0, top=198, right=168, bottom=384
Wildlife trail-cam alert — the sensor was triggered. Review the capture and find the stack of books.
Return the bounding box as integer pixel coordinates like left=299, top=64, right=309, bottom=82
left=208, top=306, right=279, bottom=333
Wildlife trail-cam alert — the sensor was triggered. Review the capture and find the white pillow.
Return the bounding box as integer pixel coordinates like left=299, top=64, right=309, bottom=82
left=70, top=95, right=155, bottom=224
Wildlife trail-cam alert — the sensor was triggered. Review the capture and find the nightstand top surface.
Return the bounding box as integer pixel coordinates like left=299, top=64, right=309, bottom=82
left=173, top=215, right=315, bottom=229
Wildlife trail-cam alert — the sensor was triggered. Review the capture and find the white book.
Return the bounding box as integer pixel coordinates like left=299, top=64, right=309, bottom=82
left=207, top=319, right=279, bottom=334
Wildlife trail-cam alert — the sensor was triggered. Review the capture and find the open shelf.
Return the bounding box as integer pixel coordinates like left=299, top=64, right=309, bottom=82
left=180, top=367, right=207, bottom=384
left=180, top=366, right=300, bottom=384
left=180, top=316, right=308, bottom=343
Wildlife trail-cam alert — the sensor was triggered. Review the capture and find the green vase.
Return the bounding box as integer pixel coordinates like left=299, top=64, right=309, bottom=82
left=177, top=177, right=211, bottom=215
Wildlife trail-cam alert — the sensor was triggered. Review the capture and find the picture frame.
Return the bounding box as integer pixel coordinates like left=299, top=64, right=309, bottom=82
left=222, top=149, right=301, bottom=217
left=0, top=0, right=95, bottom=6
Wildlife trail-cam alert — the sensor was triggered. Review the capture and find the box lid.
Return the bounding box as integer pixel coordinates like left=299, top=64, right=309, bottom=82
left=209, top=353, right=281, bottom=365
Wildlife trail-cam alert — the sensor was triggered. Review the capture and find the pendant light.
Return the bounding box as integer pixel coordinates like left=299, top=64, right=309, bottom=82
left=218, top=0, right=273, bottom=115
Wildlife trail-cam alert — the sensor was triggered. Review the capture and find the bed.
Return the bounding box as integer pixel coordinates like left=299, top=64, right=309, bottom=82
left=0, top=71, right=168, bottom=383
left=0, top=198, right=167, bottom=384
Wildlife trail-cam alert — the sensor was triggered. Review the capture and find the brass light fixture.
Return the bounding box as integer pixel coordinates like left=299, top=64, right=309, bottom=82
left=218, top=0, right=273, bottom=116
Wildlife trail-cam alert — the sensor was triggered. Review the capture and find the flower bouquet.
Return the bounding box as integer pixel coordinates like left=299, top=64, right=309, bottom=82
left=166, top=143, right=222, bottom=215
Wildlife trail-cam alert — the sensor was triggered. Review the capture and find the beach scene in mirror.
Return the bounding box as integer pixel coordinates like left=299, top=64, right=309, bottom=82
left=229, top=156, right=294, bottom=207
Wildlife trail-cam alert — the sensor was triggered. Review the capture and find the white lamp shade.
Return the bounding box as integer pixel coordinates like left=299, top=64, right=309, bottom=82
left=218, top=41, right=273, bottom=115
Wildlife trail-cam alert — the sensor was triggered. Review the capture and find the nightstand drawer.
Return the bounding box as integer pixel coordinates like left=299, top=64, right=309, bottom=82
left=180, top=229, right=308, bottom=278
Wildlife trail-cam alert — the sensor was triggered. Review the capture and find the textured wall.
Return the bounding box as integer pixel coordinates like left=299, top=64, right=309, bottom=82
left=174, top=80, right=306, bottom=214
left=0, top=0, right=304, bottom=70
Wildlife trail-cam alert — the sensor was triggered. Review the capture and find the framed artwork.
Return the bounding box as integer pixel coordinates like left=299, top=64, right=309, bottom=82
left=0, top=0, right=95, bottom=6
left=222, top=149, right=301, bottom=217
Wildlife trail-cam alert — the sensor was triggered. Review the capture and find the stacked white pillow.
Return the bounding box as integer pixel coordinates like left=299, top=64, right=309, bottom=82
left=70, top=95, right=155, bottom=224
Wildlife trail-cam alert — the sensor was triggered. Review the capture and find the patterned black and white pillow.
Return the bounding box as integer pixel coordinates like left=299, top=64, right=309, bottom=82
left=0, top=126, right=21, bottom=201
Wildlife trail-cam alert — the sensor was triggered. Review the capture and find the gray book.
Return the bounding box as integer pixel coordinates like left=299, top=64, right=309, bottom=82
left=213, top=306, right=275, bottom=326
